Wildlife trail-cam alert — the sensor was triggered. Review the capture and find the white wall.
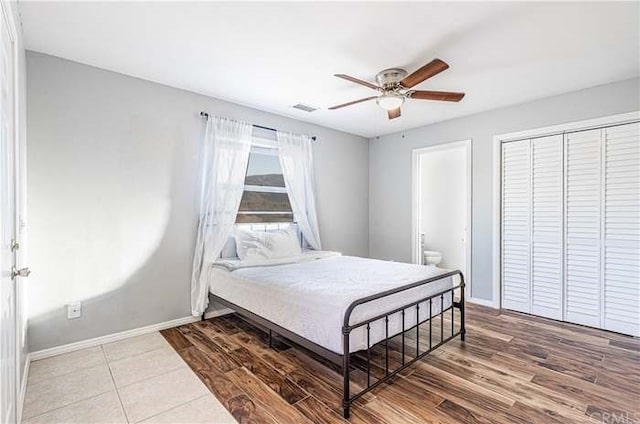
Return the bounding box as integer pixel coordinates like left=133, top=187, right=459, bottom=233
left=369, top=78, right=640, bottom=303
left=26, top=51, right=369, bottom=352
left=419, top=146, right=467, bottom=271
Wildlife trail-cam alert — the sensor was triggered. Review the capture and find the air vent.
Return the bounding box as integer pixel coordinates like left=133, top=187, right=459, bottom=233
left=292, top=104, right=317, bottom=113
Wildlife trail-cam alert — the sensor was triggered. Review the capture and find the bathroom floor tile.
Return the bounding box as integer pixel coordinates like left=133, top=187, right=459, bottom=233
left=140, top=395, right=237, bottom=424
left=28, top=346, right=106, bottom=384
left=23, top=363, right=114, bottom=419
left=23, top=390, right=126, bottom=424
left=109, top=346, right=186, bottom=388
left=118, top=367, right=209, bottom=422
left=103, top=332, right=170, bottom=362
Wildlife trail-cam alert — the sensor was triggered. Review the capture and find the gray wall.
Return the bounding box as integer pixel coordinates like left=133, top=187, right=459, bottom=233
left=369, top=78, right=640, bottom=302
left=26, top=51, right=369, bottom=351
left=26, top=48, right=640, bottom=351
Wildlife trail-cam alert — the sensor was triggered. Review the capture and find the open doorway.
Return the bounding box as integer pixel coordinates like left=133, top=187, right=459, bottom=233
left=412, top=140, right=472, bottom=292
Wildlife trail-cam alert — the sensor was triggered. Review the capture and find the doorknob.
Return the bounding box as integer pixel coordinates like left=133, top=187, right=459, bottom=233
left=11, top=266, right=30, bottom=279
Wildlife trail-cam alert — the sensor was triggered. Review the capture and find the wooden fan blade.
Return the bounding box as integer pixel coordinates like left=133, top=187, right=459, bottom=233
left=334, top=74, right=380, bottom=91
left=328, top=96, right=377, bottom=110
left=408, top=90, right=465, bottom=102
left=387, top=107, right=401, bottom=120
left=400, top=59, right=449, bottom=88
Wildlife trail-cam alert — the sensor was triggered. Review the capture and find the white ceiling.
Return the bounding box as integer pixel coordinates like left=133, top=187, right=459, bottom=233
left=19, top=1, right=640, bottom=138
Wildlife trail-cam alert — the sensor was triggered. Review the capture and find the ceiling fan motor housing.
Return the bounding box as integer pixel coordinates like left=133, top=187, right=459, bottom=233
left=375, top=68, right=408, bottom=90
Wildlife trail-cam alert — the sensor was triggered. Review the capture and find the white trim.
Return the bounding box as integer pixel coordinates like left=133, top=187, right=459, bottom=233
left=237, top=211, right=293, bottom=215
left=17, top=353, right=29, bottom=424
left=492, top=111, right=640, bottom=311
left=0, top=3, right=23, bottom=423
left=494, top=111, right=640, bottom=143
left=30, top=313, right=222, bottom=361
left=0, top=0, right=17, bottom=42
left=411, top=139, right=472, bottom=299
left=492, top=132, right=503, bottom=309
left=598, top=128, right=606, bottom=329
left=411, top=151, right=420, bottom=264
left=243, top=185, right=287, bottom=193
left=468, top=297, right=497, bottom=308
left=562, top=134, right=567, bottom=322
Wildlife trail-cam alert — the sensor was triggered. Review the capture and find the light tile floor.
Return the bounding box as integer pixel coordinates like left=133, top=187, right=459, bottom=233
left=23, top=332, right=237, bottom=424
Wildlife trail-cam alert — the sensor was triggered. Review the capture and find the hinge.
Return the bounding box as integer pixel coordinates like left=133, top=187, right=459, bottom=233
left=10, top=239, right=19, bottom=252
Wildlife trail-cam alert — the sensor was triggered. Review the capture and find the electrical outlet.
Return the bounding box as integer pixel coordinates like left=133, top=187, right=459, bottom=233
left=67, top=302, right=81, bottom=319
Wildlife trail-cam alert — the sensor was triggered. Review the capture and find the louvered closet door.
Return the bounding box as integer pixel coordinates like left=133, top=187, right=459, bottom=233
left=531, top=135, right=563, bottom=320
left=565, top=129, right=602, bottom=328
left=603, top=123, right=639, bottom=336
left=502, top=139, right=531, bottom=313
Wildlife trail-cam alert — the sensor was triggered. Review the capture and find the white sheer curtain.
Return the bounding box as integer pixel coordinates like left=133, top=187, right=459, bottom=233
left=191, top=117, right=252, bottom=316
left=276, top=131, right=322, bottom=250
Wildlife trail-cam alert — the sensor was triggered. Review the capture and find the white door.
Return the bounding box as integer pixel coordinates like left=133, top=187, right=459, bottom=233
left=531, top=135, right=563, bottom=320
left=0, top=6, right=17, bottom=424
left=501, top=139, right=531, bottom=313
left=501, top=121, right=639, bottom=336
left=565, top=128, right=603, bottom=328
left=602, top=123, right=639, bottom=336
left=413, top=140, right=471, bottom=287
left=502, top=135, right=565, bottom=319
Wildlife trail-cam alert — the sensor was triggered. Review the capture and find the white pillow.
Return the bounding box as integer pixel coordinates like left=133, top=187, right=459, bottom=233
left=234, top=228, right=302, bottom=261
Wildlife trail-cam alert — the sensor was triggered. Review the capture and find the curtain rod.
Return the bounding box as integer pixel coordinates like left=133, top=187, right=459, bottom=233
left=200, top=111, right=317, bottom=142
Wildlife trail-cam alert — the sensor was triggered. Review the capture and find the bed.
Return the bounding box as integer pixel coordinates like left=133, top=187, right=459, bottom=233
left=205, top=226, right=466, bottom=418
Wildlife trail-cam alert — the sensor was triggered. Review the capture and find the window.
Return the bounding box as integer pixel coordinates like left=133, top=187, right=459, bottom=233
left=236, top=146, right=293, bottom=223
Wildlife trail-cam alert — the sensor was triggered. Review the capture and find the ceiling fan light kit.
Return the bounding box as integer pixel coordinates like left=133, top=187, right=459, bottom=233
left=330, top=58, right=465, bottom=120
left=376, top=93, right=404, bottom=111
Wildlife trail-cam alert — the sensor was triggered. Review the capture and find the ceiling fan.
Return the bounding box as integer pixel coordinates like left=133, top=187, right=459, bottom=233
left=329, top=59, right=465, bottom=120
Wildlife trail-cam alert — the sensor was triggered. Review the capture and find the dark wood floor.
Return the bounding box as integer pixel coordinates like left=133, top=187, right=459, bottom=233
left=161, top=304, right=639, bottom=423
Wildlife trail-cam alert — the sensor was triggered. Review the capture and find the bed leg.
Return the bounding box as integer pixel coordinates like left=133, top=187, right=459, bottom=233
left=343, top=404, right=351, bottom=419
left=460, top=276, right=466, bottom=342
left=268, top=329, right=273, bottom=348
left=342, top=329, right=351, bottom=419
left=201, top=312, right=205, bottom=321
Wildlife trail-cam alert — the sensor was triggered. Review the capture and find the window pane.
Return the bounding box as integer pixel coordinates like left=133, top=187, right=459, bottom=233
left=245, top=151, right=285, bottom=187
left=238, top=148, right=291, bottom=223
left=238, top=191, right=292, bottom=213
left=236, top=213, right=294, bottom=224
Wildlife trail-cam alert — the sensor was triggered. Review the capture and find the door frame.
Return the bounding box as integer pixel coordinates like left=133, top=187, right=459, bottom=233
left=492, top=111, right=640, bottom=311
left=0, top=1, right=20, bottom=423
left=411, top=139, right=472, bottom=299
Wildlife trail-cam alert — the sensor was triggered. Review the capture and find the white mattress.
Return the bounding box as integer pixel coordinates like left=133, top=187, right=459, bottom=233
left=208, top=254, right=454, bottom=354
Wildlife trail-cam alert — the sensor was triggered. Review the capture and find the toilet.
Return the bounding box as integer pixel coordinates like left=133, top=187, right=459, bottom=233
left=423, top=250, right=442, bottom=266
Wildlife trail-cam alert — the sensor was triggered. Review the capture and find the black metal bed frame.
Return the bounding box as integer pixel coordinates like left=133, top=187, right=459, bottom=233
left=205, top=270, right=465, bottom=419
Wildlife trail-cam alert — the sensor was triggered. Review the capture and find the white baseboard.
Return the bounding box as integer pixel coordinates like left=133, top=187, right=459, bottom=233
left=17, top=353, right=30, bottom=424
left=468, top=297, right=499, bottom=308
left=30, top=316, right=200, bottom=361
left=30, top=308, right=236, bottom=362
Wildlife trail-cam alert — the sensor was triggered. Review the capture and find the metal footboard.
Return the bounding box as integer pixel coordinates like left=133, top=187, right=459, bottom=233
left=340, top=270, right=466, bottom=418
left=205, top=270, right=466, bottom=420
